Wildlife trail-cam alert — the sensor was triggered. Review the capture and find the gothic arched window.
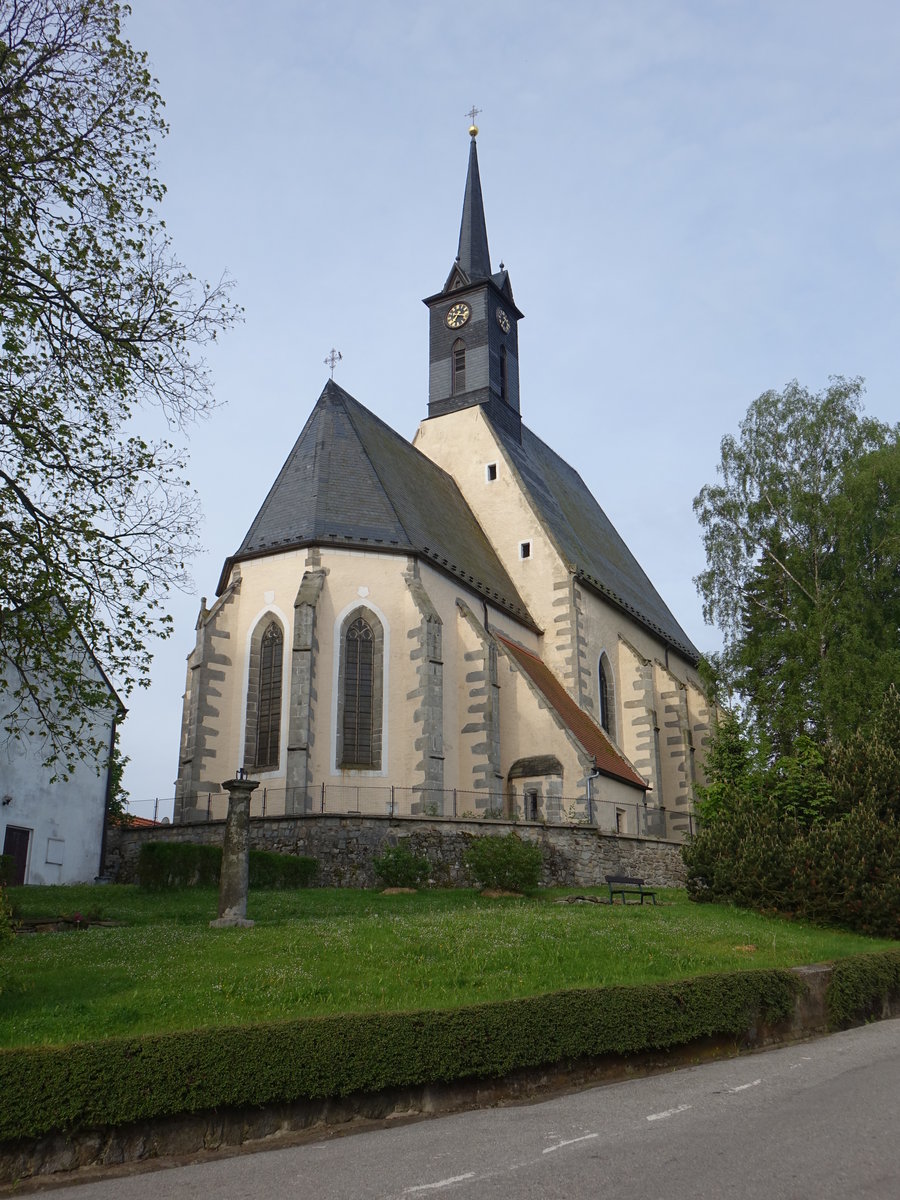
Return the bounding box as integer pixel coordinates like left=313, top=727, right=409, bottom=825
left=500, top=344, right=508, bottom=401
left=451, top=338, right=466, bottom=394
left=244, top=616, right=285, bottom=771
left=599, top=653, right=615, bottom=740
left=256, top=622, right=283, bottom=768
left=337, top=608, right=384, bottom=769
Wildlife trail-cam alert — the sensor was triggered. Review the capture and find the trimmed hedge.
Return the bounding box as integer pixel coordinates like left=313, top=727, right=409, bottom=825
left=0, top=969, right=799, bottom=1142
left=827, top=950, right=900, bottom=1026
left=137, top=843, right=317, bottom=891
left=249, top=850, right=318, bottom=890
left=138, top=843, right=220, bottom=889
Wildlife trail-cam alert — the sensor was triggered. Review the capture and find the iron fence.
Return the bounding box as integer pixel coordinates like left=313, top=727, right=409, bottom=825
left=128, top=785, right=699, bottom=843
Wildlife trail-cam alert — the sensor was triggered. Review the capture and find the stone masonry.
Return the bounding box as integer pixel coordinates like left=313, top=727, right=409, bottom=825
left=106, top=815, right=687, bottom=890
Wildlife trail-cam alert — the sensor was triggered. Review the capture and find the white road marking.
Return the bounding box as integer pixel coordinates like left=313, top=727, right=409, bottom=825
left=542, top=1134, right=599, bottom=1154
left=728, top=1079, right=762, bottom=1093
left=404, top=1173, right=476, bottom=1193
left=646, top=1104, right=692, bottom=1121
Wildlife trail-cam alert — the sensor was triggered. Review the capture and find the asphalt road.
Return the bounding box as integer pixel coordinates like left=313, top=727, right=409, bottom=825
left=36, top=1018, right=900, bottom=1200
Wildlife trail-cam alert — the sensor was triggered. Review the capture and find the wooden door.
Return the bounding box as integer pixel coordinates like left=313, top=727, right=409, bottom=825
left=2, top=825, right=31, bottom=885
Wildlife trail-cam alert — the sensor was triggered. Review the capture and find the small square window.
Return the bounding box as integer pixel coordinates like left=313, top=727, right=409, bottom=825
left=46, top=837, right=65, bottom=866
left=519, top=541, right=531, bottom=559
left=486, top=462, right=498, bottom=482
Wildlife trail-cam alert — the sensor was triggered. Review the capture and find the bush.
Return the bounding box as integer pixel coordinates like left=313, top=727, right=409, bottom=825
left=683, top=796, right=900, bottom=939
left=464, top=833, right=542, bottom=892
left=137, top=842, right=317, bottom=891
left=0, top=886, right=14, bottom=998
left=373, top=842, right=430, bottom=889
left=0, top=855, right=15, bottom=887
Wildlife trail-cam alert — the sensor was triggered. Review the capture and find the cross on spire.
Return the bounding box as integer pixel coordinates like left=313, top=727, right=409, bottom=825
left=466, top=105, right=481, bottom=135
left=324, top=348, right=342, bottom=378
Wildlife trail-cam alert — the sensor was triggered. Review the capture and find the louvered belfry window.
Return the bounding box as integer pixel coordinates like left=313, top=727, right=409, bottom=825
left=255, top=621, right=283, bottom=768
left=451, top=338, right=466, bottom=394
left=343, top=616, right=375, bottom=765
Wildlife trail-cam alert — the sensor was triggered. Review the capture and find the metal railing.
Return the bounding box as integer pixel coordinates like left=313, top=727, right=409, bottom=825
left=129, top=786, right=699, bottom=843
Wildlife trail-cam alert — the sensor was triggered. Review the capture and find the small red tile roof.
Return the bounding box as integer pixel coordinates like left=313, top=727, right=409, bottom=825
left=496, top=635, right=648, bottom=792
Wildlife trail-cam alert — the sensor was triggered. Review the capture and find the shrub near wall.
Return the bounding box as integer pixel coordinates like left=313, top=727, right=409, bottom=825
left=464, top=833, right=543, bottom=892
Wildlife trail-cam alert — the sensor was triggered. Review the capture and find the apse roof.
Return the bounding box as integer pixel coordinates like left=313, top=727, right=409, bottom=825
left=217, top=381, right=537, bottom=629
left=490, top=417, right=700, bottom=663
left=496, top=635, right=648, bottom=792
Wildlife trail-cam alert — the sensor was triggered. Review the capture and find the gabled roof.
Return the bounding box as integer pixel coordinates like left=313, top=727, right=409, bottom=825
left=489, top=417, right=700, bottom=663
left=496, top=635, right=648, bottom=792
left=217, top=381, right=537, bottom=629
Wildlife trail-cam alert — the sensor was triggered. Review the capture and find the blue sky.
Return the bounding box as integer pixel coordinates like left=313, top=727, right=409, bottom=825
left=120, top=0, right=900, bottom=812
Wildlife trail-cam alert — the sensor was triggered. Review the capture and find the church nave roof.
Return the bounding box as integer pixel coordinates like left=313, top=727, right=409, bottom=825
left=490, top=417, right=700, bottom=664
left=218, top=380, right=537, bottom=629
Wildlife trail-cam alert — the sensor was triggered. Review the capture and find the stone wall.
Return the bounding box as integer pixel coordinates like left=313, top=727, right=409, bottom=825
left=105, top=815, right=687, bottom=889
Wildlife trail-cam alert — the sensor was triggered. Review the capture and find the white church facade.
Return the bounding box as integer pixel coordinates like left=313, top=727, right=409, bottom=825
left=173, top=131, right=710, bottom=839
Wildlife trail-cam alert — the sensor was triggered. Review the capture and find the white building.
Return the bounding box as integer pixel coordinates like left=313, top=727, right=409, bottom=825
left=1, top=644, right=121, bottom=886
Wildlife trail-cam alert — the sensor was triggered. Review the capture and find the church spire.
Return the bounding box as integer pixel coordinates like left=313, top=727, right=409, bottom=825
left=456, top=128, right=491, bottom=282
left=423, top=121, right=523, bottom=440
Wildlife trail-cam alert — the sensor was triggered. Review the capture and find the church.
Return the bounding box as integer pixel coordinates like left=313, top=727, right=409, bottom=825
left=173, top=127, right=710, bottom=839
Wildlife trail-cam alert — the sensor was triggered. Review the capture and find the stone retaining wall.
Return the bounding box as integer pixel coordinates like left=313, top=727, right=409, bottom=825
left=105, top=815, right=687, bottom=889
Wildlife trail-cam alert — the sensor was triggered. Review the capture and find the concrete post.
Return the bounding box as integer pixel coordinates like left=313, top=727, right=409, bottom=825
left=210, top=774, right=259, bottom=928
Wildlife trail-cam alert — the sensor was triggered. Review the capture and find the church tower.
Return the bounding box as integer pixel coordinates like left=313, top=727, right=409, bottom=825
left=423, top=122, right=524, bottom=441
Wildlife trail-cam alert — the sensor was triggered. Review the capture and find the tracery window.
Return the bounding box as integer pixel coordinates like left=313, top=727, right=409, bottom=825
left=255, top=622, right=283, bottom=768
left=337, top=608, right=384, bottom=770
left=342, top=617, right=374, bottom=766
left=244, top=615, right=285, bottom=772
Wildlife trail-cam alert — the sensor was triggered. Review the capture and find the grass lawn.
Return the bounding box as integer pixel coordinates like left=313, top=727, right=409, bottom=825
left=1, top=884, right=894, bottom=1050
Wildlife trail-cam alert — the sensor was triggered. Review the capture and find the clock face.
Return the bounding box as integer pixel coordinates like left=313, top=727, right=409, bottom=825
left=446, top=302, right=471, bottom=329
left=496, top=307, right=511, bottom=333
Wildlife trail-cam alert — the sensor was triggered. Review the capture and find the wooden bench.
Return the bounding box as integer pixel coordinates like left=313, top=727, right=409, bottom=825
left=605, top=874, right=657, bottom=905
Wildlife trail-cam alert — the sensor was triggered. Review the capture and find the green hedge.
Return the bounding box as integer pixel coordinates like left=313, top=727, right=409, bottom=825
left=249, top=850, right=318, bottom=890
left=137, top=843, right=317, bottom=891
left=0, top=969, right=799, bottom=1141
left=827, top=950, right=900, bottom=1026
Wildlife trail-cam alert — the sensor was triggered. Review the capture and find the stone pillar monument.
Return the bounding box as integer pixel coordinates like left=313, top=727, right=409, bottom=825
left=210, top=772, right=259, bottom=928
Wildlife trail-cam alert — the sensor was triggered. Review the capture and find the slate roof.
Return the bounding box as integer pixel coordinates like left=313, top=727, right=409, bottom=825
left=456, top=135, right=491, bottom=282
left=217, top=381, right=537, bottom=629
left=496, top=635, right=648, bottom=792
left=489, top=417, right=700, bottom=663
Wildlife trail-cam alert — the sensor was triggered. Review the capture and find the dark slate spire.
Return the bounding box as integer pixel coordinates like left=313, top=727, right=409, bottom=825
left=456, top=132, right=491, bottom=281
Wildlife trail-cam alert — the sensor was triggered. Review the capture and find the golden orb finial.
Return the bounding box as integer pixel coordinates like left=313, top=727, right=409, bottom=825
left=466, top=105, right=481, bottom=138
left=469, top=123, right=479, bottom=138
